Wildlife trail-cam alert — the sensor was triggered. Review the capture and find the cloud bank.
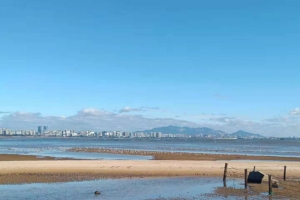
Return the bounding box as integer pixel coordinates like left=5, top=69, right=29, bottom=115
left=0, top=111, right=12, bottom=114
left=207, top=109, right=300, bottom=136
left=289, top=108, right=300, bottom=116
left=0, top=108, right=196, bottom=132
left=0, top=107, right=299, bottom=136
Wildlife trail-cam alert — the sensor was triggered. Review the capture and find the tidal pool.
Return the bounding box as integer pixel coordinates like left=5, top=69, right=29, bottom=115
left=0, top=177, right=243, bottom=200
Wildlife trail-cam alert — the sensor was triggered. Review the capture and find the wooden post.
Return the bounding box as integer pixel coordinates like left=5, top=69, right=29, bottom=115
left=244, top=169, right=248, bottom=189
left=253, top=166, right=256, bottom=171
left=284, top=166, right=287, bottom=181
left=223, top=163, right=228, bottom=182
left=223, top=179, right=227, bottom=187
left=268, top=175, right=272, bottom=195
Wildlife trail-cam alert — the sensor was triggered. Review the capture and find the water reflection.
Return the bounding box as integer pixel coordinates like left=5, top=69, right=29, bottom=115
left=0, top=177, right=242, bottom=200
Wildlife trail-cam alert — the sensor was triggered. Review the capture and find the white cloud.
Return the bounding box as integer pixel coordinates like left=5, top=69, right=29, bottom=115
left=118, top=107, right=143, bottom=113
left=118, top=106, right=160, bottom=113
left=208, top=114, right=300, bottom=137
left=1, top=108, right=300, bottom=137
left=289, top=108, right=300, bottom=116
left=0, top=108, right=196, bottom=132
left=210, top=117, right=237, bottom=123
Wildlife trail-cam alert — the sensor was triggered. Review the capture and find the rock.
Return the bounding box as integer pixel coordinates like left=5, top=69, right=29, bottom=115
left=247, top=171, right=265, bottom=184
left=272, top=179, right=279, bottom=188
left=94, top=191, right=101, bottom=195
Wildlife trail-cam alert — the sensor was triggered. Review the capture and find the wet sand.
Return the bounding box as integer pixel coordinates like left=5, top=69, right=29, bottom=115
left=69, top=147, right=300, bottom=161
left=208, top=180, right=300, bottom=200
left=0, top=154, right=75, bottom=161
left=1, top=159, right=299, bottom=185
left=1, top=153, right=300, bottom=199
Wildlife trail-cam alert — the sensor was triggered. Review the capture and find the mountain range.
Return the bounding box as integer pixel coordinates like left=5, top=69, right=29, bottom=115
left=139, top=126, right=264, bottom=138
left=229, top=130, right=263, bottom=138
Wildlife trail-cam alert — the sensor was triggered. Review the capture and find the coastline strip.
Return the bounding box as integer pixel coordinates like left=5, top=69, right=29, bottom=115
left=0, top=154, right=76, bottom=161
left=69, top=147, right=300, bottom=161
left=1, top=160, right=299, bottom=184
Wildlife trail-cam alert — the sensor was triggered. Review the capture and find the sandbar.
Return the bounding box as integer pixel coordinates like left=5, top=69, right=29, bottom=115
left=0, top=154, right=74, bottom=161
left=1, top=160, right=299, bottom=184
left=69, top=147, right=300, bottom=161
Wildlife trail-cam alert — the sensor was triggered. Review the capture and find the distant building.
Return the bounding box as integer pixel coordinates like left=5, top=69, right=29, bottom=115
left=37, top=126, right=48, bottom=135
left=38, top=126, right=43, bottom=134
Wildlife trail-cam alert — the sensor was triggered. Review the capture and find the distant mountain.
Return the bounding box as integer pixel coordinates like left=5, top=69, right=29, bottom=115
left=139, top=125, right=227, bottom=137
left=230, top=130, right=264, bottom=138
left=137, top=126, right=264, bottom=138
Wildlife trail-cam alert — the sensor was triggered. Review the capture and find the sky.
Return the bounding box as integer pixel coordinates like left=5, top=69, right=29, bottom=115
left=0, top=0, right=300, bottom=136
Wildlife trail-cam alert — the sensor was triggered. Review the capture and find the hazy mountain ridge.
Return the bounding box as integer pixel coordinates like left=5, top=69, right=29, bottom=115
left=229, top=130, right=263, bottom=138
left=138, top=126, right=264, bottom=137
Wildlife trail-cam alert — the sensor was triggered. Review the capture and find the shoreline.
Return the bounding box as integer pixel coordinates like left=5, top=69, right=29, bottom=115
left=1, top=159, right=299, bottom=184
left=1, top=152, right=299, bottom=188
left=1, top=154, right=300, bottom=199
left=69, top=147, right=300, bottom=161
left=0, top=154, right=78, bottom=161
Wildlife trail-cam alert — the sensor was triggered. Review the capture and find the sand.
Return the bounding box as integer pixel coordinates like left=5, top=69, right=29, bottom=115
left=1, top=153, right=300, bottom=199
left=207, top=181, right=300, bottom=200
left=69, top=147, right=300, bottom=161
left=208, top=178, right=300, bottom=200
left=0, top=159, right=299, bottom=184
left=0, top=154, right=75, bottom=161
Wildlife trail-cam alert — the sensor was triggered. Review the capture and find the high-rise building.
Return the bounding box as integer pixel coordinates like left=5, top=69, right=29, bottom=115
left=43, top=126, right=48, bottom=132
left=38, top=126, right=43, bottom=134
left=156, top=132, right=162, bottom=138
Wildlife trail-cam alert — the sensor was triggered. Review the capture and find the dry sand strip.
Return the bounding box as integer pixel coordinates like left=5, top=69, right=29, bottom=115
left=0, top=160, right=299, bottom=184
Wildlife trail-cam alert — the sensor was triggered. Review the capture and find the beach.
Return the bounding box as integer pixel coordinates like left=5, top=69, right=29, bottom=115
left=1, top=152, right=300, bottom=199
left=1, top=151, right=300, bottom=185
left=1, top=157, right=299, bottom=184
left=1, top=143, right=300, bottom=199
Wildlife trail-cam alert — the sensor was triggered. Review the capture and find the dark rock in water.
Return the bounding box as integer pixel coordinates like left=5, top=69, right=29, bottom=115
left=247, top=171, right=265, bottom=184
left=94, top=191, right=101, bottom=195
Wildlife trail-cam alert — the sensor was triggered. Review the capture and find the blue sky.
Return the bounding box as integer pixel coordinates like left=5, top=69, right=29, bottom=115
left=0, top=0, right=300, bottom=136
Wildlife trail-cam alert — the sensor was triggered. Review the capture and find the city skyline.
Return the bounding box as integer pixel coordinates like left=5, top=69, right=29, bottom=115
left=0, top=125, right=266, bottom=138
left=1, top=1, right=300, bottom=137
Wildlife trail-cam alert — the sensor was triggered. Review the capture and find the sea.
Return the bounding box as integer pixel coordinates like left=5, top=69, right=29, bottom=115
left=0, top=137, right=300, bottom=159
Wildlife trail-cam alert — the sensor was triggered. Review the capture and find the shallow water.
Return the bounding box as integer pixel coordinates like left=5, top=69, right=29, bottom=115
left=0, top=137, right=299, bottom=159
left=0, top=177, right=243, bottom=200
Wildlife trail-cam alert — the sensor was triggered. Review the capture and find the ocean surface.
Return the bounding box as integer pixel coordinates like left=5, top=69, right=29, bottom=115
left=0, top=177, right=244, bottom=200
left=0, top=137, right=299, bottom=159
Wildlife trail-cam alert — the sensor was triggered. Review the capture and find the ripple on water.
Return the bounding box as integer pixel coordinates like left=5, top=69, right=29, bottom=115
left=0, top=177, right=243, bottom=200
